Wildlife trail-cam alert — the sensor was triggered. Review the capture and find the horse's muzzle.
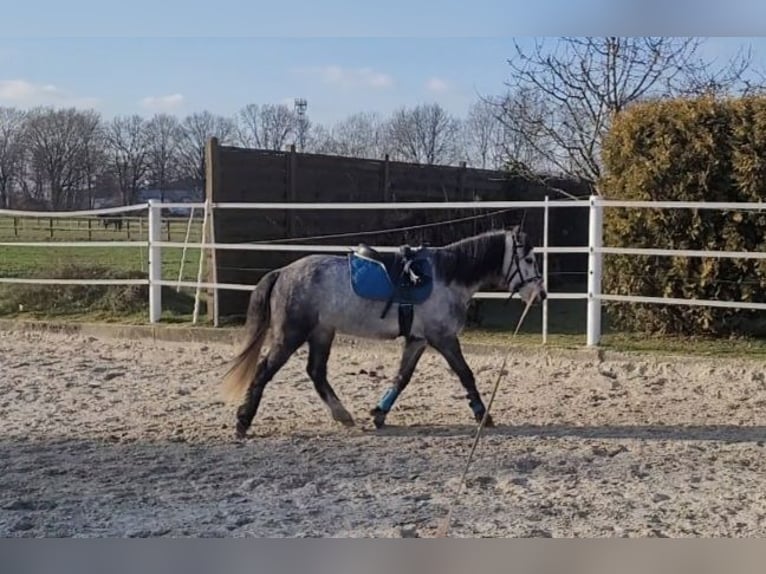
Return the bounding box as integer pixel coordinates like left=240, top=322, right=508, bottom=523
left=516, top=280, right=546, bottom=305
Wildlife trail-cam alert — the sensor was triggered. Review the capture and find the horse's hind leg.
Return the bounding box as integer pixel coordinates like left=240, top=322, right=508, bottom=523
left=306, top=327, right=354, bottom=427
left=370, top=336, right=427, bottom=429
left=235, top=327, right=306, bottom=439
left=428, top=334, right=494, bottom=427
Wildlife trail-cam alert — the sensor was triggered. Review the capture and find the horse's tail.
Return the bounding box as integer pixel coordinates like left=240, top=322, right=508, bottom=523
left=220, top=269, right=280, bottom=403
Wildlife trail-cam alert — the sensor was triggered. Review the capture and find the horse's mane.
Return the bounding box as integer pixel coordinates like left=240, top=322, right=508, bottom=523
left=431, top=230, right=508, bottom=287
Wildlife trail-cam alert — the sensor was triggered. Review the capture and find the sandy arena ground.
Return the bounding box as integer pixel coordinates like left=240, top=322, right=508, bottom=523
left=1, top=328, right=766, bottom=537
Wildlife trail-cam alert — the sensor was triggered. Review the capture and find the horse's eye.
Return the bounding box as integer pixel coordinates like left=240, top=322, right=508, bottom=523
left=525, top=257, right=535, bottom=264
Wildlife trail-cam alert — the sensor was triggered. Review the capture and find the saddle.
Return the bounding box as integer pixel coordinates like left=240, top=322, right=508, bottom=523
left=348, top=243, right=433, bottom=337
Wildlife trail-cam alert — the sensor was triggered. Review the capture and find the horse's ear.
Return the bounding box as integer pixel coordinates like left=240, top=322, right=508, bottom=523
left=519, top=209, right=527, bottom=232
left=509, top=225, right=520, bottom=239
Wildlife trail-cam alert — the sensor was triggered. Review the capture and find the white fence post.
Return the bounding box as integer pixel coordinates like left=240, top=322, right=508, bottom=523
left=586, top=194, right=603, bottom=347
left=542, top=195, right=549, bottom=345
left=148, top=200, right=162, bottom=324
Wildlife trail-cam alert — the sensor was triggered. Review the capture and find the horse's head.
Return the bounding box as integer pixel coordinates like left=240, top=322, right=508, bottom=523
left=502, top=226, right=547, bottom=304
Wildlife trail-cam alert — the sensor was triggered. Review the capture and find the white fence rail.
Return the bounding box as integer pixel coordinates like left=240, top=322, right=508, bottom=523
left=1, top=195, right=765, bottom=347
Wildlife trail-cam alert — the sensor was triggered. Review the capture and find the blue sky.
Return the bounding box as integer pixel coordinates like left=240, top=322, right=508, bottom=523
left=0, top=37, right=524, bottom=125
left=0, top=0, right=765, bottom=126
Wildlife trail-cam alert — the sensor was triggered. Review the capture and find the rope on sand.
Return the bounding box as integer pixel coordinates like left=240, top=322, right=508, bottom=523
left=435, top=293, right=538, bottom=538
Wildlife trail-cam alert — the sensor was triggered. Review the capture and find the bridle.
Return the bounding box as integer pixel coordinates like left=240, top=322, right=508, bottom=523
left=503, top=234, right=542, bottom=294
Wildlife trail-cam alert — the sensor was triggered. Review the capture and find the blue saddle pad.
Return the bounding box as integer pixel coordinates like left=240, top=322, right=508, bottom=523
left=348, top=253, right=433, bottom=304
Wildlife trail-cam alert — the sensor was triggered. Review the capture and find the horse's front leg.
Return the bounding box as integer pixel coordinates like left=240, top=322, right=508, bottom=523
left=428, top=334, right=494, bottom=427
left=370, top=336, right=427, bottom=428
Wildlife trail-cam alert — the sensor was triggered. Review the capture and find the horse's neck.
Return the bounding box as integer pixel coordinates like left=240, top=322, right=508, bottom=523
left=435, top=235, right=505, bottom=295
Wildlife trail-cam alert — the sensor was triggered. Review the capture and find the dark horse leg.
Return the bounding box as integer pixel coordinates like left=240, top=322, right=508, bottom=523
left=235, top=326, right=307, bottom=439
left=306, top=327, right=354, bottom=426
left=370, top=336, right=427, bottom=429
left=428, top=334, right=494, bottom=427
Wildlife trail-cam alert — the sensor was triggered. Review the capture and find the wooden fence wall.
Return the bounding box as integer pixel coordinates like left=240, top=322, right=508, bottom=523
left=205, top=138, right=589, bottom=318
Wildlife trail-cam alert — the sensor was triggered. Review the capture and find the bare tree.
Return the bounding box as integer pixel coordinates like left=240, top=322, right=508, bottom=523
left=386, top=103, right=462, bottom=165
left=490, top=87, right=555, bottom=173
left=145, top=113, right=182, bottom=201
left=322, top=111, right=387, bottom=159
left=178, top=111, right=236, bottom=193
left=680, top=43, right=755, bottom=96
left=463, top=100, right=501, bottom=169
left=235, top=104, right=263, bottom=148
left=105, top=115, right=149, bottom=205
left=0, top=107, right=26, bottom=208
left=235, top=103, right=296, bottom=151
left=23, top=107, right=102, bottom=209
left=259, top=104, right=296, bottom=151
left=81, top=124, right=107, bottom=208
left=302, top=123, right=334, bottom=154
left=501, top=37, right=756, bottom=192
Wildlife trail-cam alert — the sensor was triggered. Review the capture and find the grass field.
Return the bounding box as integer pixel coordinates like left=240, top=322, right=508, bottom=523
left=463, top=297, right=766, bottom=358
left=3, top=213, right=766, bottom=358
left=0, top=214, right=208, bottom=322
left=0, top=213, right=204, bottom=273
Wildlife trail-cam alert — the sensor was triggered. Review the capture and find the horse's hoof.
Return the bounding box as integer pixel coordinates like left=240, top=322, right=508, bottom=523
left=476, top=412, right=495, bottom=428
left=333, top=410, right=356, bottom=427
left=370, top=407, right=387, bottom=429
left=235, top=422, right=249, bottom=440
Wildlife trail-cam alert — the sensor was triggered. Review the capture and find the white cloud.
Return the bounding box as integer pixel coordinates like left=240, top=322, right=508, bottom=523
left=0, top=79, right=99, bottom=108
left=425, top=77, right=449, bottom=93
left=302, top=65, right=393, bottom=89
left=140, top=93, right=185, bottom=111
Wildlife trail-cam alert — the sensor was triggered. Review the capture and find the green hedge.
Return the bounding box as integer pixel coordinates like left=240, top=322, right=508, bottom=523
left=600, top=95, right=766, bottom=337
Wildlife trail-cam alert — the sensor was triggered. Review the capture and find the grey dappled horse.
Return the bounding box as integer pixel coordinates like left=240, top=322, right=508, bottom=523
left=221, top=227, right=546, bottom=439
